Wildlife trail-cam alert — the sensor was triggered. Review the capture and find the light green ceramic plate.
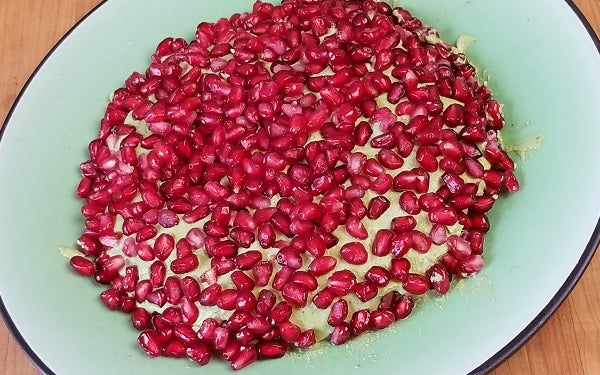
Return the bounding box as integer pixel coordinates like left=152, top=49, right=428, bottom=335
left=1, top=1, right=599, bottom=374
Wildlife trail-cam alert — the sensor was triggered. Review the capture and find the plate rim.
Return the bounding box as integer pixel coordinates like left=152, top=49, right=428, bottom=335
left=0, top=1, right=598, bottom=374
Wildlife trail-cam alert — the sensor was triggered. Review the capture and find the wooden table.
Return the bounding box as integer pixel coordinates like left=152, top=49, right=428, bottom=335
left=1, top=1, right=599, bottom=374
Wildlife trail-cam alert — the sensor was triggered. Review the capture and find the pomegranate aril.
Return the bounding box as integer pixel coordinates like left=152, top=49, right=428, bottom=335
left=268, top=302, right=293, bottom=326
left=367, top=196, right=390, bottom=219
left=230, top=346, right=258, bottom=371
left=403, top=273, right=429, bottom=295
left=258, top=341, right=287, bottom=359
left=199, top=284, right=222, bottom=306
left=345, top=217, right=368, bottom=240
left=327, top=270, right=357, bottom=297
left=290, top=271, right=318, bottom=291
left=330, top=323, right=352, bottom=345
left=460, top=254, right=485, bottom=276
left=354, top=281, right=378, bottom=302
left=369, top=309, right=395, bottom=330
left=390, top=258, right=411, bottom=283
left=70, top=256, right=96, bottom=276
left=393, top=295, right=415, bottom=320
left=339, top=242, right=368, bottom=265
left=235, top=251, right=262, bottom=270
left=187, top=343, right=212, bottom=366
left=282, top=282, right=309, bottom=307
left=428, top=263, right=451, bottom=294
left=280, top=320, right=302, bottom=343
left=256, top=289, right=276, bottom=316
left=294, top=329, right=316, bottom=349
left=365, top=266, right=390, bottom=286
left=252, top=261, right=274, bottom=287
left=217, top=289, right=239, bottom=310
left=228, top=270, right=255, bottom=291
left=131, top=308, right=152, bottom=331
left=100, top=289, right=122, bottom=310
left=138, top=330, right=162, bottom=357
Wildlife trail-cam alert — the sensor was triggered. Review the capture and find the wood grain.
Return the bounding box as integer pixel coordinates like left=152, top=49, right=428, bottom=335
left=0, top=1, right=599, bottom=374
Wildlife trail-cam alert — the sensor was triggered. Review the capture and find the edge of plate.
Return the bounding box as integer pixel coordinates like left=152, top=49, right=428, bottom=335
left=0, top=1, right=598, bottom=375
left=467, top=1, right=600, bottom=373
left=0, top=3, right=108, bottom=374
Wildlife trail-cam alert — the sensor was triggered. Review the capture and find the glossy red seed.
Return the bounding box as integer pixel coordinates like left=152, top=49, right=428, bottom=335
left=403, top=273, right=429, bottom=295
left=138, top=331, right=162, bottom=357
left=339, top=242, right=368, bottom=265
left=369, top=309, right=395, bottom=329
left=330, top=323, right=352, bottom=345
left=258, top=341, right=287, bottom=359
left=327, top=270, right=357, bottom=296
left=186, top=343, right=212, bottom=366
left=70, top=256, right=96, bottom=276
left=393, top=295, right=415, bottom=320
left=365, top=266, right=390, bottom=286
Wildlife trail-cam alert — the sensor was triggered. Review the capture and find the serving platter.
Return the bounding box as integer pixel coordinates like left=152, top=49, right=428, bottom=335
left=1, top=1, right=599, bottom=374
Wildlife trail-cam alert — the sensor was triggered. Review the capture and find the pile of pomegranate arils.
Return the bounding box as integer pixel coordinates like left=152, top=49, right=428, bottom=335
left=71, top=0, right=518, bottom=370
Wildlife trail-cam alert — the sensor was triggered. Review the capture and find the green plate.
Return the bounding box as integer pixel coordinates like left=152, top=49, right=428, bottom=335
left=1, top=1, right=599, bottom=374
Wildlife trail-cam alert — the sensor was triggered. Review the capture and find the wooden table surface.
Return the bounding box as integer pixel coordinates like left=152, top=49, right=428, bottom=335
left=1, top=1, right=599, bottom=374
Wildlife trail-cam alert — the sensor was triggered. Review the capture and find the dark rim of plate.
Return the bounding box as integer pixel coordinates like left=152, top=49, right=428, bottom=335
left=0, top=1, right=598, bottom=374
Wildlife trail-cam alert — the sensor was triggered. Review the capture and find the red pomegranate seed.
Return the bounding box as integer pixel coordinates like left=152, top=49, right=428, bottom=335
left=282, top=282, right=309, bottom=307
left=429, top=223, right=448, bottom=245
left=312, top=288, right=335, bottom=309
left=428, top=206, right=458, bottom=226
left=330, top=323, right=352, bottom=345
left=199, top=284, right=222, bottom=306
left=393, top=295, right=415, bottom=320
left=290, top=271, right=318, bottom=291
left=252, top=261, right=274, bottom=287
left=268, top=302, right=293, bottom=326
left=217, top=289, right=240, bottom=311
left=354, top=281, right=378, bottom=302
left=131, top=308, right=152, bottom=331
left=212, top=327, right=230, bottom=351
left=369, top=309, right=395, bottom=329
left=367, top=196, right=390, bottom=219
left=276, top=247, right=303, bottom=270
left=154, top=233, right=175, bottom=261
left=403, top=273, right=429, bottom=295
left=170, top=255, right=199, bottom=274
left=70, top=256, right=96, bottom=276
left=460, top=254, right=485, bottom=276
left=231, top=271, right=256, bottom=291
left=411, top=230, right=432, bottom=253
left=256, top=289, right=276, bottom=316
left=390, top=258, right=411, bottom=283
left=372, top=229, right=394, bottom=256
left=365, top=266, right=390, bottom=286
left=399, top=191, right=420, bottom=215
left=138, top=330, right=162, bottom=357
left=428, top=263, right=451, bottom=294
left=294, top=329, right=316, bottom=349
left=391, top=216, right=417, bottom=233
left=447, top=234, right=472, bottom=260
left=197, top=318, right=218, bottom=342
left=258, top=342, right=287, bottom=359
left=327, top=299, right=349, bottom=327
left=280, top=320, right=302, bottom=343
left=339, top=242, right=368, bottom=265
left=164, top=276, right=182, bottom=305
left=100, top=289, right=122, bottom=310
left=235, top=251, right=262, bottom=270
left=345, top=217, right=368, bottom=240
left=230, top=346, right=258, bottom=370
left=327, top=270, right=357, bottom=296
left=186, top=343, right=212, bottom=366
